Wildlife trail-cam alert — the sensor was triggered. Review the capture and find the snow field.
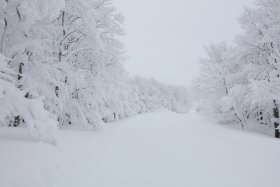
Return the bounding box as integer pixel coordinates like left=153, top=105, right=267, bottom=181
left=1, top=110, right=279, bottom=187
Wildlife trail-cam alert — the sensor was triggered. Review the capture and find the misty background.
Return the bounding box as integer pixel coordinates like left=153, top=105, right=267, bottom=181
left=115, top=0, right=253, bottom=86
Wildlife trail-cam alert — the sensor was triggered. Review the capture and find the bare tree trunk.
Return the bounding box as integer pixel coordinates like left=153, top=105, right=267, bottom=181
left=18, top=62, right=24, bottom=80
left=59, top=11, right=66, bottom=62
left=17, top=62, right=24, bottom=90
left=231, top=107, right=244, bottom=128
left=273, top=100, right=280, bottom=138
left=55, top=86, right=59, bottom=97
left=0, top=19, right=7, bottom=53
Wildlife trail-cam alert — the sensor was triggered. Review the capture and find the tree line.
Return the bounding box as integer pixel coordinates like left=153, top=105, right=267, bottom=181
left=195, top=0, right=280, bottom=138
left=0, top=0, right=190, bottom=144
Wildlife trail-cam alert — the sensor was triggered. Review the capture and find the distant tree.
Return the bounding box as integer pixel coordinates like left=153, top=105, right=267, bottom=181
left=194, top=43, right=246, bottom=126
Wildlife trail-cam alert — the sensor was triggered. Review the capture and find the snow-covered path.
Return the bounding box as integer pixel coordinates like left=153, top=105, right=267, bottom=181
left=1, top=110, right=280, bottom=187
left=90, top=110, right=280, bottom=187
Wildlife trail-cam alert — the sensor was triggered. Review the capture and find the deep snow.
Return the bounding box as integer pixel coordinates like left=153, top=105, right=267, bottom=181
left=0, top=110, right=280, bottom=187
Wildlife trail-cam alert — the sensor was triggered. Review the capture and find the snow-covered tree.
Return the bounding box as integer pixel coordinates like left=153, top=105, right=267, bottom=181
left=0, top=0, right=191, bottom=143
left=195, top=0, right=280, bottom=138
left=194, top=43, right=246, bottom=126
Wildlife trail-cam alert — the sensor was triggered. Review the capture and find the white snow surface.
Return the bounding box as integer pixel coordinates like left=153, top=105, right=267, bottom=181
left=0, top=109, right=280, bottom=187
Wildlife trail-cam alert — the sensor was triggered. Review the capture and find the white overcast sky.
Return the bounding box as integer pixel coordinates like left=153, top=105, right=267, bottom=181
left=115, top=0, right=254, bottom=86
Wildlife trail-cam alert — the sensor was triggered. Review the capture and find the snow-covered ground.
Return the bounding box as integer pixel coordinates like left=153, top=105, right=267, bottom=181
left=1, top=110, right=280, bottom=187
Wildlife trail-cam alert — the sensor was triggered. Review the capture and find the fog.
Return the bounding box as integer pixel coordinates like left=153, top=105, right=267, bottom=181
left=115, top=0, right=254, bottom=86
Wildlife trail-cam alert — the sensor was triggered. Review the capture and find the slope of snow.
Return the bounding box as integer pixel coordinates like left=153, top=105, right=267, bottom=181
left=0, top=128, right=60, bottom=187
left=1, top=110, right=280, bottom=187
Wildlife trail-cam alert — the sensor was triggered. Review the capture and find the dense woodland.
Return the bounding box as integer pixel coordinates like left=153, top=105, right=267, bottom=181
left=0, top=0, right=189, bottom=144
left=195, top=0, right=280, bottom=138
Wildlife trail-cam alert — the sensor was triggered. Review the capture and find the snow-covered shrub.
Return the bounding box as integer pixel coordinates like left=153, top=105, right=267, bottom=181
left=0, top=54, right=58, bottom=144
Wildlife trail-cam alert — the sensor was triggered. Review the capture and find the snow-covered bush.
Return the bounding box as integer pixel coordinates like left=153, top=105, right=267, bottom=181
left=0, top=54, right=58, bottom=144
